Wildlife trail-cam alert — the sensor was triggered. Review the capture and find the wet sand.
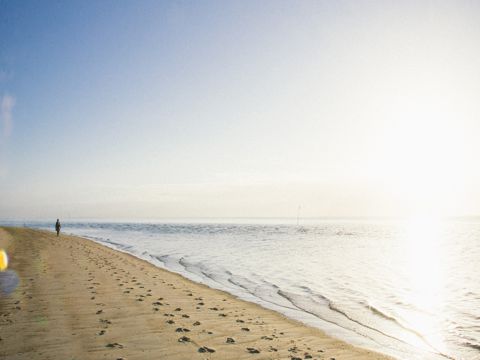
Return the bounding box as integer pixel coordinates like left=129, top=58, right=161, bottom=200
left=0, top=227, right=392, bottom=360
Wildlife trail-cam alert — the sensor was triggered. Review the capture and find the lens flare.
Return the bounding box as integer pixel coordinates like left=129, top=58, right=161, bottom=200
left=0, top=249, right=8, bottom=271
left=0, top=270, right=19, bottom=295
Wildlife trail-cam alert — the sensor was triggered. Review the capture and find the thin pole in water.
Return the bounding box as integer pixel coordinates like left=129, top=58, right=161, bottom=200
left=296, top=205, right=301, bottom=226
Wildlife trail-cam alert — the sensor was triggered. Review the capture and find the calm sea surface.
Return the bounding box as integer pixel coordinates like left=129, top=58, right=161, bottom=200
left=4, top=218, right=479, bottom=359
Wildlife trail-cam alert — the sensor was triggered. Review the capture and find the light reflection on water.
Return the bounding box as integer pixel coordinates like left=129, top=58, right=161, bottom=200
left=401, top=217, right=447, bottom=353
left=3, top=218, right=480, bottom=359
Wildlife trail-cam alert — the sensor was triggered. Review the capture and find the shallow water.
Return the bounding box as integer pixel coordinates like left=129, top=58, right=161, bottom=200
left=5, top=218, right=480, bottom=359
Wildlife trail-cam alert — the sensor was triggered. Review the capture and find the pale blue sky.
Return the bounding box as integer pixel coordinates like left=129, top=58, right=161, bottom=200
left=1, top=1, right=480, bottom=219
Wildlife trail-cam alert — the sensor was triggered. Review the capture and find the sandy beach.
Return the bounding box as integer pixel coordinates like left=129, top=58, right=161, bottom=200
left=0, top=227, right=391, bottom=360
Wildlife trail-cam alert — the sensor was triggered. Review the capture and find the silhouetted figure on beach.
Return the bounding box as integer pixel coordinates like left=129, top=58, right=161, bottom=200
left=55, top=219, right=61, bottom=237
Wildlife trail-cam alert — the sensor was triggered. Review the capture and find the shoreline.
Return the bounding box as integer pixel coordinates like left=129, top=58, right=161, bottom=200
left=0, top=227, right=392, bottom=359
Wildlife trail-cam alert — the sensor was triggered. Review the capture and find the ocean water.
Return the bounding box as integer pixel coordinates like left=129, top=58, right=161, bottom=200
left=4, top=218, right=480, bottom=360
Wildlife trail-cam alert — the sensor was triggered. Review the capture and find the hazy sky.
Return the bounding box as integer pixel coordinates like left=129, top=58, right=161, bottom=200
left=1, top=0, right=480, bottom=219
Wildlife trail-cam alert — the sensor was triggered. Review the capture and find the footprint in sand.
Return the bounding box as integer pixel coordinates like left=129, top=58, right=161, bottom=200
left=100, top=319, right=112, bottom=326
left=288, top=346, right=299, bottom=353
left=175, top=327, right=190, bottom=332
left=198, top=346, right=215, bottom=353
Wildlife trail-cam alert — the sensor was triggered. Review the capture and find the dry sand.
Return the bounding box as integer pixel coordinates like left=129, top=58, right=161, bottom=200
left=0, top=227, right=392, bottom=360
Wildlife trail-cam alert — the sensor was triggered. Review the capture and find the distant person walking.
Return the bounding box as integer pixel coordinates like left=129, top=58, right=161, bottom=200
left=55, top=219, right=61, bottom=237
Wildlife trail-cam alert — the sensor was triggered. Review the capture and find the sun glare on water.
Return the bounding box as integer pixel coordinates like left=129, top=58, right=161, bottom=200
left=400, top=216, right=448, bottom=354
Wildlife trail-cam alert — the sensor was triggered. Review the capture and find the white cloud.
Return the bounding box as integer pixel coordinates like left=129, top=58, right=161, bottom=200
left=1, top=94, right=15, bottom=139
